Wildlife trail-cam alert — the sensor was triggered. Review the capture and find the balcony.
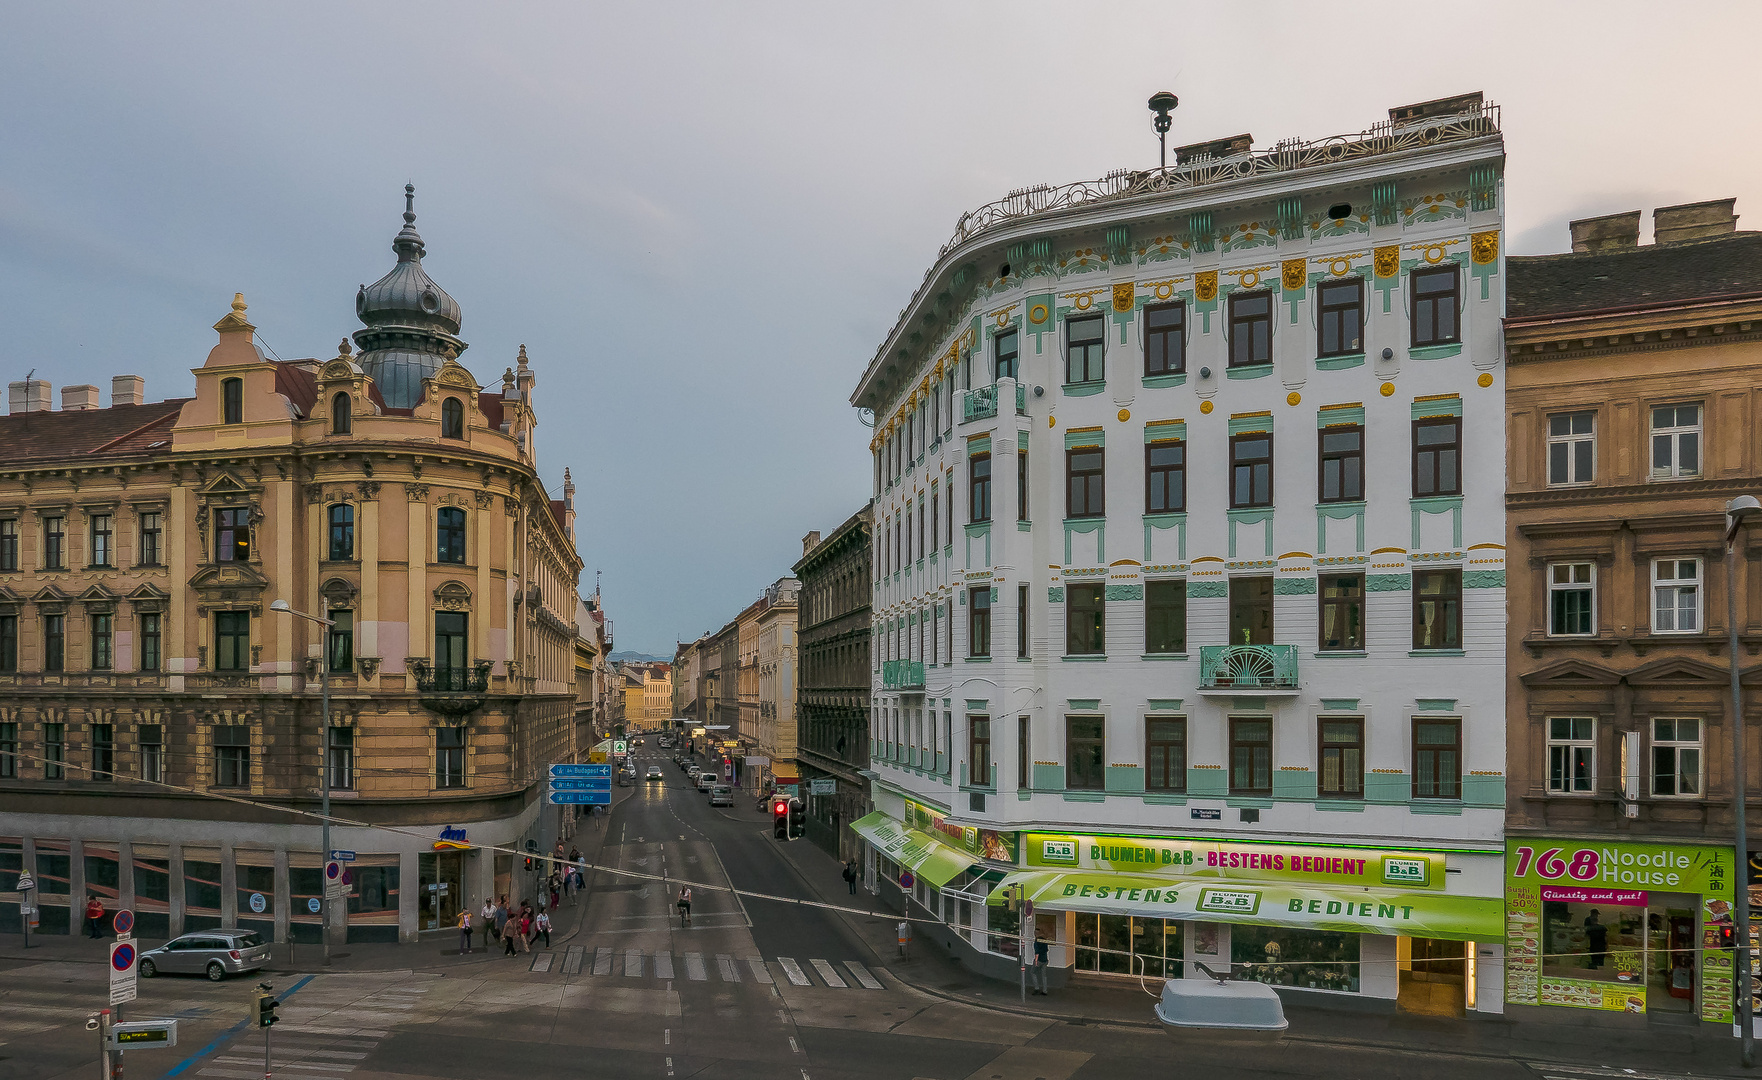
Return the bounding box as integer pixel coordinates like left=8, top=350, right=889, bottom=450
left=962, top=386, right=998, bottom=423
left=410, top=660, right=494, bottom=716
left=1016, top=383, right=1027, bottom=414
left=1197, top=645, right=1300, bottom=695
left=881, top=660, right=926, bottom=691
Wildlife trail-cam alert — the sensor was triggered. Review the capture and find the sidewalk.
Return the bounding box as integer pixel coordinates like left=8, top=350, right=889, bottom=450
left=768, top=829, right=1760, bottom=1078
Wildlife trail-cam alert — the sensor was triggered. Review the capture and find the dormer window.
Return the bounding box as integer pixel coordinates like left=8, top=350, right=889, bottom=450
left=442, top=397, right=465, bottom=440
left=331, top=392, right=352, bottom=435
left=222, top=378, right=243, bottom=425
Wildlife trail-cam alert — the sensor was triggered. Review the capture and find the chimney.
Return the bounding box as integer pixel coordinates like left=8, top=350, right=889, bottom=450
left=112, top=375, right=145, bottom=406
left=1175, top=134, right=1253, bottom=164
left=8, top=377, right=51, bottom=415
left=61, top=385, right=101, bottom=411
left=1654, top=198, right=1738, bottom=245
left=1569, top=211, right=1641, bottom=253
left=802, top=530, right=821, bottom=556
left=1388, top=91, right=1485, bottom=124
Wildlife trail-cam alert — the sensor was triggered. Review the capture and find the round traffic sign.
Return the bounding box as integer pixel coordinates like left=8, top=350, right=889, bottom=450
left=112, top=909, right=134, bottom=936
left=111, top=942, right=136, bottom=971
left=342, top=870, right=353, bottom=886
left=325, top=861, right=341, bottom=880
left=249, top=892, right=267, bottom=914
left=307, top=897, right=321, bottom=913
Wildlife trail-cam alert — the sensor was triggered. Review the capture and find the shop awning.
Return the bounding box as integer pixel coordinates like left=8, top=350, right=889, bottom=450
left=985, top=870, right=1502, bottom=942
left=850, top=811, right=980, bottom=889
left=770, top=763, right=800, bottom=782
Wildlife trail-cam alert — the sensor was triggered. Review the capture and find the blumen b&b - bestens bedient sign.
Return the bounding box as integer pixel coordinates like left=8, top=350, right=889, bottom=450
left=1023, top=831, right=1446, bottom=890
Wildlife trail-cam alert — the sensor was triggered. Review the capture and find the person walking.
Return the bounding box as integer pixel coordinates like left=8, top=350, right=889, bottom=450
left=535, top=908, right=552, bottom=948
left=494, top=896, right=509, bottom=942
left=677, top=886, right=692, bottom=926
left=841, top=861, right=857, bottom=895
left=457, top=909, right=473, bottom=954
left=84, top=895, right=105, bottom=939
left=548, top=873, right=561, bottom=912
left=480, top=899, right=496, bottom=949
left=503, top=915, right=519, bottom=957
left=1030, top=938, right=1050, bottom=995
left=518, top=906, right=533, bottom=953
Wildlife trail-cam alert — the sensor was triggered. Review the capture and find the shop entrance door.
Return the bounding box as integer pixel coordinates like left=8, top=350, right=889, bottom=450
left=1398, top=937, right=1466, bottom=1016
left=1646, top=893, right=1697, bottom=1015
left=418, top=851, right=463, bottom=932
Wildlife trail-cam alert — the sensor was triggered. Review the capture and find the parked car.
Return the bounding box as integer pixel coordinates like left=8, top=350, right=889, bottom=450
left=696, top=773, right=716, bottom=792
left=686, top=765, right=701, bottom=780
left=139, top=930, right=269, bottom=981
left=708, top=785, right=733, bottom=806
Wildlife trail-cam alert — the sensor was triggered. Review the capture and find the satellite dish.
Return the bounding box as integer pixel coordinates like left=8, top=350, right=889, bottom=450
left=858, top=408, right=876, bottom=428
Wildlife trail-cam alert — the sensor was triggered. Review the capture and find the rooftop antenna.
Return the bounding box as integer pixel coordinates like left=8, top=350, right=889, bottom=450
left=1148, top=91, right=1179, bottom=169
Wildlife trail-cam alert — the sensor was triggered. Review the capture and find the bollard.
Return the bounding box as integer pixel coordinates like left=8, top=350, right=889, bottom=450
left=897, top=921, right=910, bottom=959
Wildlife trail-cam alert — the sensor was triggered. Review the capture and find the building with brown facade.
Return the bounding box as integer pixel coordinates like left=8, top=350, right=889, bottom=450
left=0, top=190, right=583, bottom=946
left=1503, top=199, right=1762, bottom=1026
left=793, top=505, right=872, bottom=860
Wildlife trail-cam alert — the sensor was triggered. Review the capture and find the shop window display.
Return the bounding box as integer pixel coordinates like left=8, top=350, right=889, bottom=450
left=1231, top=925, right=1361, bottom=992
left=1071, top=913, right=1183, bottom=977
left=1540, top=900, right=1644, bottom=986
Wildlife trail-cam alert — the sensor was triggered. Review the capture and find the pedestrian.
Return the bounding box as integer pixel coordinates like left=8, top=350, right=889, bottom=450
left=494, top=896, right=509, bottom=941
left=503, top=916, right=519, bottom=956
left=480, top=899, right=496, bottom=949
left=568, top=846, right=581, bottom=864
left=536, top=908, right=552, bottom=948
left=842, top=861, right=857, bottom=895
left=1584, top=909, right=1608, bottom=970
left=1030, top=937, right=1050, bottom=995
left=519, top=908, right=533, bottom=953
left=677, top=886, right=692, bottom=926
left=84, top=895, right=105, bottom=939
left=548, top=873, right=561, bottom=912
left=457, top=909, right=473, bottom=954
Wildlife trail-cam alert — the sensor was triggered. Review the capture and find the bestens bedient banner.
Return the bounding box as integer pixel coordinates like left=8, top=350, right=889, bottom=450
left=1024, top=831, right=1447, bottom=891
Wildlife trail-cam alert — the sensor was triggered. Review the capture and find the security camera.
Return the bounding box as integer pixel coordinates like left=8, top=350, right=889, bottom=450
left=86, top=1017, right=100, bottom=1031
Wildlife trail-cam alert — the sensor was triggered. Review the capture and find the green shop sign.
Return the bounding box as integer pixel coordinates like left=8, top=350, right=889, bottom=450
left=1024, top=831, right=1446, bottom=891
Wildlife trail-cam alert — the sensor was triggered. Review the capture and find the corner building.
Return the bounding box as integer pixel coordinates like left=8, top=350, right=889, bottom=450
left=850, top=94, right=1507, bottom=1015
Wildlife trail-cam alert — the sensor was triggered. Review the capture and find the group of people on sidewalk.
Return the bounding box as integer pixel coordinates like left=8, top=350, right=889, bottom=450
left=453, top=844, right=588, bottom=956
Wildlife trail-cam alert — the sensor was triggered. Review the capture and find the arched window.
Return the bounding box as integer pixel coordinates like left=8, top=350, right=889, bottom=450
left=222, top=378, right=243, bottom=425
left=441, top=397, right=465, bottom=440
left=331, top=392, right=352, bottom=434
left=328, top=504, right=355, bottom=561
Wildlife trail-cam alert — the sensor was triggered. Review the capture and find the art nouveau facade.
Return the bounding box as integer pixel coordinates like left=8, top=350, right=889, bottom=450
left=851, top=94, right=1508, bottom=1014
left=0, top=193, right=582, bottom=945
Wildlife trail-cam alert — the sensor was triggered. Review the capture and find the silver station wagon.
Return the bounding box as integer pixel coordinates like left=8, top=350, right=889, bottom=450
left=139, top=929, right=270, bottom=980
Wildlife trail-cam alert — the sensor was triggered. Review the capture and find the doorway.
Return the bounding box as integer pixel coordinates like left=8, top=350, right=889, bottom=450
left=1398, top=937, right=1466, bottom=1016
left=1646, top=893, right=1698, bottom=1015
left=418, top=851, right=463, bottom=932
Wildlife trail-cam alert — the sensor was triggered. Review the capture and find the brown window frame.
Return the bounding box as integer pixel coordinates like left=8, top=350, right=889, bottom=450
left=1143, top=301, right=1186, bottom=376
left=1318, top=572, right=1364, bottom=652
left=1412, top=568, right=1462, bottom=650
left=1318, top=717, right=1364, bottom=799
left=1317, top=425, right=1364, bottom=503
left=1066, top=446, right=1105, bottom=519
left=43, top=613, right=65, bottom=671
left=1228, top=717, right=1272, bottom=795
left=214, top=507, right=249, bottom=563
left=1412, top=717, right=1462, bottom=799
left=969, top=453, right=992, bottom=524
left=1316, top=278, right=1364, bottom=357
left=1065, top=315, right=1105, bottom=384
left=1412, top=417, right=1461, bottom=497
left=221, top=377, right=243, bottom=425
left=1145, top=717, right=1186, bottom=792
left=1017, top=451, right=1029, bottom=521
left=969, top=715, right=991, bottom=788
left=968, top=586, right=991, bottom=658
left=1228, top=432, right=1273, bottom=509
left=1227, top=291, right=1272, bottom=367
left=1144, top=580, right=1187, bottom=654
left=1017, top=715, right=1030, bottom=789
left=994, top=328, right=1019, bottom=382
left=1065, top=582, right=1105, bottom=656
left=331, top=392, right=352, bottom=435
left=1146, top=440, right=1185, bottom=513
left=1411, top=266, right=1460, bottom=347
left=1017, top=584, right=1029, bottom=659
left=1065, top=715, right=1105, bottom=790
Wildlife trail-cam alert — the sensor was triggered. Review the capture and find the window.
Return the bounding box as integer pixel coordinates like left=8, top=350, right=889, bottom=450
left=215, top=508, right=250, bottom=562
left=1413, top=418, right=1461, bottom=497
left=44, top=721, right=65, bottom=779
left=1651, top=558, right=1701, bottom=633
left=1146, top=441, right=1185, bottom=513
left=0, top=518, right=15, bottom=570
left=1145, top=580, right=1186, bottom=654
left=92, top=723, right=114, bottom=781
left=1229, top=433, right=1273, bottom=508
left=1318, top=573, right=1364, bottom=651
left=969, top=586, right=991, bottom=658
left=1066, top=447, right=1104, bottom=518
left=44, top=516, right=65, bottom=569
left=994, top=329, right=1019, bottom=382
left=919, top=497, right=927, bottom=556
left=0, top=721, right=14, bottom=778
left=1144, top=302, right=1186, bottom=375
left=139, top=724, right=163, bottom=784
left=1650, top=404, right=1701, bottom=479
left=1017, top=584, right=1029, bottom=659
left=329, top=610, right=354, bottom=673
left=930, top=490, right=939, bottom=550
left=44, top=613, right=65, bottom=671
left=211, top=725, right=249, bottom=787
left=89, top=514, right=112, bottom=567
left=331, top=392, right=352, bottom=434
left=1411, top=267, right=1459, bottom=346
left=435, top=611, right=469, bottom=674
left=138, top=512, right=161, bottom=566
left=437, top=507, right=467, bottom=564
left=1145, top=718, right=1186, bottom=792
left=222, top=377, right=243, bottom=425
left=1548, top=563, right=1595, bottom=636
left=1318, top=426, right=1363, bottom=502
left=1017, top=451, right=1028, bottom=521
left=1318, top=718, right=1363, bottom=799
left=1651, top=718, right=1701, bottom=797
left=1066, top=716, right=1105, bottom=790
left=215, top=611, right=250, bottom=671
left=436, top=726, right=466, bottom=788
left=1412, top=718, right=1461, bottom=799
left=0, top=614, right=14, bottom=671
left=442, top=397, right=465, bottom=439
left=947, top=471, right=955, bottom=544
left=328, top=726, right=354, bottom=790
left=1228, top=292, right=1272, bottom=367
left=930, top=605, right=938, bottom=665
left=969, top=716, right=991, bottom=787
left=1066, top=315, right=1104, bottom=384
left=1412, top=569, right=1461, bottom=650
left=328, top=504, right=355, bottom=561
left=969, top=454, right=991, bottom=524
left=1229, top=576, right=1274, bottom=645
left=1547, top=412, right=1595, bottom=486
left=1066, top=583, right=1104, bottom=655
left=1548, top=717, right=1595, bottom=793
left=1018, top=716, right=1030, bottom=789
left=945, top=598, right=953, bottom=663
left=1316, top=279, right=1363, bottom=357
left=1229, top=718, right=1271, bottom=795
left=139, top=613, right=161, bottom=672
left=90, top=613, right=113, bottom=671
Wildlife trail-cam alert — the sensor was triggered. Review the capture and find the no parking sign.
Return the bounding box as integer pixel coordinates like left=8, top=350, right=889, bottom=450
left=110, top=939, right=137, bottom=1005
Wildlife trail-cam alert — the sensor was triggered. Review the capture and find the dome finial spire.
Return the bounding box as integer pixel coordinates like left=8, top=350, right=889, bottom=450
left=404, top=183, right=415, bottom=226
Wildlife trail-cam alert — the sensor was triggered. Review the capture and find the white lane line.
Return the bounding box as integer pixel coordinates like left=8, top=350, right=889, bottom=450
left=745, top=957, right=773, bottom=984
left=654, top=951, right=675, bottom=980
left=843, top=961, right=883, bottom=990
left=716, top=954, right=740, bottom=982
left=684, top=952, right=707, bottom=981
left=663, top=1029, right=670, bottom=1046
left=593, top=946, right=613, bottom=975
left=788, top=1037, right=800, bottom=1054
left=776, top=957, right=811, bottom=986
left=809, top=959, right=847, bottom=988
left=562, top=945, right=584, bottom=975
left=530, top=952, right=554, bottom=973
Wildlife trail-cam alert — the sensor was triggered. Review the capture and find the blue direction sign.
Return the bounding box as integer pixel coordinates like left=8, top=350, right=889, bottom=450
left=550, top=763, right=612, bottom=779
left=548, top=778, right=611, bottom=791
left=547, top=789, right=611, bottom=805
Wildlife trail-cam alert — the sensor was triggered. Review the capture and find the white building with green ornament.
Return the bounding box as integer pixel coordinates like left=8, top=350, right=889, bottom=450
left=849, top=92, right=1508, bottom=1017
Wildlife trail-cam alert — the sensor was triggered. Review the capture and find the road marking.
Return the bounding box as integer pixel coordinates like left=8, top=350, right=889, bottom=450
left=844, top=961, right=883, bottom=990
left=666, top=1057, right=674, bottom=1078
left=746, top=957, right=773, bottom=984
left=593, top=946, right=613, bottom=976
left=624, top=948, right=643, bottom=977
left=663, top=1029, right=670, bottom=1046
left=562, top=945, right=584, bottom=975
left=717, top=954, right=740, bottom=982
left=684, top=952, right=708, bottom=981
left=654, top=951, right=675, bottom=980
left=776, top=957, right=811, bottom=985
left=809, top=959, right=847, bottom=988
left=530, top=952, right=553, bottom=973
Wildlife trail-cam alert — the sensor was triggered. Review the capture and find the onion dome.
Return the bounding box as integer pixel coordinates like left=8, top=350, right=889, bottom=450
left=352, top=184, right=467, bottom=407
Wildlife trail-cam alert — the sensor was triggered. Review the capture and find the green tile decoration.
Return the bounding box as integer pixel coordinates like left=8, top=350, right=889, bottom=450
left=1186, top=767, right=1227, bottom=798
left=1033, top=764, right=1066, bottom=790
left=1415, top=699, right=1457, bottom=711
left=1319, top=699, right=1360, bottom=711
left=1106, top=765, right=1145, bottom=794
left=1147, top=699, right=1182, bottom=711
left=1067, top=699, right=1100, bottom=711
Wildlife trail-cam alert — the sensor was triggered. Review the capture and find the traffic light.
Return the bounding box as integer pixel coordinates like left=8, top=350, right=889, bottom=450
left=786, top=797, right=804, bottom=840
left=255, top=992, right=280, bottom=1028
left=1004, top=885, right=1021, bottom=913
left=523, top=857, right=534, bottom=872
left=772, top=797, right=789, bottom=840
left=1718, top=923, right=1738, bottom=949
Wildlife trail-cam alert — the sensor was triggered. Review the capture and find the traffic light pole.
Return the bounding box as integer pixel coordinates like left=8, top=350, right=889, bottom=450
left=265, top=1013, right=273, bottom=1080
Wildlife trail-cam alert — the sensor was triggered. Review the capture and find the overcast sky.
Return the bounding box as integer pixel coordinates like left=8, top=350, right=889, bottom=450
left=4, top=2, right=1759, bottom=655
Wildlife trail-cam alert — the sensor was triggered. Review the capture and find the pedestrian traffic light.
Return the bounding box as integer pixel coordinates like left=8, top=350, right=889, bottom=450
left=1004, top=885, right=1020, bottom=913
left=1718, top=923, right=1738, bottom=949
left=786, top=797, right=804, bottom=840
left=772, top=797, right=789, bottom=840
left=255, top=992, right=280, bottom=1028
left=523, top=857, right=534, bottom=872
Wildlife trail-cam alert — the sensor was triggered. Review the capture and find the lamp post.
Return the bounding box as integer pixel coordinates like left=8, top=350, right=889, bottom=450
left=271, top=598, right=333, bottom=966
left=1147, top=90, right=1179, bottom=170
left=1726, top=494, right=1760, bottom=1066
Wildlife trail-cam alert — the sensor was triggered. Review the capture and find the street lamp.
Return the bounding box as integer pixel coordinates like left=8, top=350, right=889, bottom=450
left=1147, top=90, right=1179, bottom=170
left=1727, top=494, right=1760, bottom=1066
left=270, top=598, right=334, bottom=966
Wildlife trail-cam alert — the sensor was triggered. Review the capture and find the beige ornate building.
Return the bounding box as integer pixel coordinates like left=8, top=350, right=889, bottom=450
left=756, top=578, right=800, bottom=791
left=0, top=190, right=582, bottom=945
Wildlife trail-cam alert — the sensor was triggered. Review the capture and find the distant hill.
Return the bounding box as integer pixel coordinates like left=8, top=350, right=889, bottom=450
left=609, top=650, right=671, bottom=663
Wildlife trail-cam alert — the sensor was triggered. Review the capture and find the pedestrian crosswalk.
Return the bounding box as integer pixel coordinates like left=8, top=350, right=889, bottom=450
left=197, top=980, right=429, bottom=1080
left=526, top=947, right=887, bottom=989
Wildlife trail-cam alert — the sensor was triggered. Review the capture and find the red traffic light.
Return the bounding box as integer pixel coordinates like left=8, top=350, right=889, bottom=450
left=772, top=798, right=790, bottom=815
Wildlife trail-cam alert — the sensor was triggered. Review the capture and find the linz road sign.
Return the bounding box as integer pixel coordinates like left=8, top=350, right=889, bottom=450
left=547, top=778, right=611, bottom=791
left=110, top=939, right=138, bottom=1006
left=547, top=789, right=611, bottom=805
left=113, top=909, right=134, bottom=936
left=550, top=763, right=612, bottom=779
left=109, top=1020, right=178, bottom=1049
left=329, top=850, right=357, bottom=861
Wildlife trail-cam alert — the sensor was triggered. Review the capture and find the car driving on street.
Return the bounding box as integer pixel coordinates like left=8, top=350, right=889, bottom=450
left=646, top=766, right=663, bottom=782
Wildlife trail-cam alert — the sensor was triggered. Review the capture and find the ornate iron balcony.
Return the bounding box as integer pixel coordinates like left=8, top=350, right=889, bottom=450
left=962, top=386, right=998, bottom=423
left=412, top=662, right=491, bottom=693
left=1198, top=645, right=1299, bottom=692
left=881, top=660, right=925, bottom=690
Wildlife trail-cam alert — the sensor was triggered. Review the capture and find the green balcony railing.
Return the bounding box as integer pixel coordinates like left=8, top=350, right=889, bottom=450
left=1016, top=383, right=1027, bottom=414
left=962, top=386, right=998, bottom=423
left=882, top=660, right=926, bottom=690
left=1198, top=645, right=1299, bottom=690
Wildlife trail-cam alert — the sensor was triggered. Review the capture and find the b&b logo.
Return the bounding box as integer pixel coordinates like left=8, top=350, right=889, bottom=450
left=1041, top=840, right=1077, bottom=864
left=1197, top=889, right=1260, bottom=915
left=1381, top=857, right=1429, bottom=886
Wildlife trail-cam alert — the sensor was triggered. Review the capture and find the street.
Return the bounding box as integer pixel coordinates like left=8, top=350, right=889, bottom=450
left=0, top=750, right=1729, bottom=1080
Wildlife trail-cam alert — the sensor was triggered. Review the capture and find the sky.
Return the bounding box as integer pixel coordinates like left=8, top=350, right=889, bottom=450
left=3, top=2, right=1759, bottom=656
